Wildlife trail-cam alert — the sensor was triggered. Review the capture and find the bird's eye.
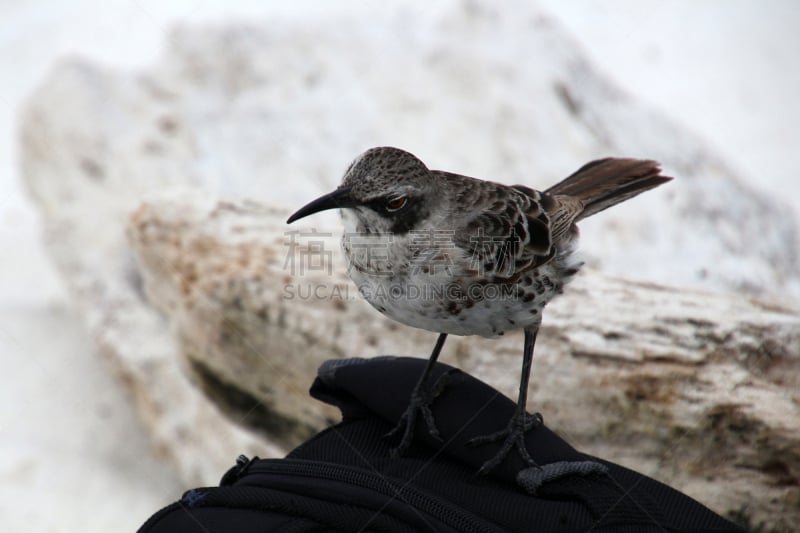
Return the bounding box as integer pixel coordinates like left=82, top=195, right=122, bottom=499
left=385, top=196, right=407, bottom=212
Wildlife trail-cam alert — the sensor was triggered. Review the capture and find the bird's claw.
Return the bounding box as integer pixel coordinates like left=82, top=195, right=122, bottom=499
left=468, top=410, right=543, bottom=475
left=385, top=370, right=456, bottom=457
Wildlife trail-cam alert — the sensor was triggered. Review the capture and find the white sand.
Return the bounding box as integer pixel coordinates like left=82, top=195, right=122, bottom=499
left=0, top=305, right=183, bottom=531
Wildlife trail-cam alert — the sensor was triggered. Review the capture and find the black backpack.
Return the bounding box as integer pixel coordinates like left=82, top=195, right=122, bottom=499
left=138, top=357, right=746, bottom=532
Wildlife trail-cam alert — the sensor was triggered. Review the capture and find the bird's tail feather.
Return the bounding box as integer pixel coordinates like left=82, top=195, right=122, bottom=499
left=546, top=158, right=672, bottom=220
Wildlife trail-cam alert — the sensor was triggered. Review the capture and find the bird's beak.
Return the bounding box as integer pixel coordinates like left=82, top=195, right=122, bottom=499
left=286, top=186, right=356, bottom=223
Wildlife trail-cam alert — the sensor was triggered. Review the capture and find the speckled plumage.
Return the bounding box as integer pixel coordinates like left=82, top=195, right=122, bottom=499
left=336, top=148, right=648, bottom=339
left=288, top=146, right=671, bottom=472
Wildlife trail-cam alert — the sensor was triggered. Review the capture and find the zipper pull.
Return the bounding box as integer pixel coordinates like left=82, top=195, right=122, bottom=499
left=220, top=454, right=258, bottom=486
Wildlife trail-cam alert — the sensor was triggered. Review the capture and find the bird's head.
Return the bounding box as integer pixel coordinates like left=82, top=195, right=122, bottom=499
left=287, top=146, right=435, bottom=235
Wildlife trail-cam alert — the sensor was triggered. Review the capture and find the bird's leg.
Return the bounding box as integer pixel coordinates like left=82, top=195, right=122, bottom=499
left=386, top=332, right=452, bottom=457
left=468, top=328, right=543, bottom=475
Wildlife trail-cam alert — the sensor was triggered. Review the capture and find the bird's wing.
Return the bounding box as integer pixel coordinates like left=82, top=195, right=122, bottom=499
left=440, top=172, right=582, bottom=280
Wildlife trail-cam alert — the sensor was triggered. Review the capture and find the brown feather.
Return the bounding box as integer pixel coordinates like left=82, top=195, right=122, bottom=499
left=546, top=158, right=672, bottom=220
left=439, top=158, right=671, bottom=279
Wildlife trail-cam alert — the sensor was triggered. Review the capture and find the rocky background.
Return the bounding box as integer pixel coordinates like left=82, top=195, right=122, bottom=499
left=4, top=1, right=800, bottom=531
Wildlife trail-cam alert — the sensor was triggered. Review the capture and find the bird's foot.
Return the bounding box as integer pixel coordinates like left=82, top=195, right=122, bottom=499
left=386, top=369, right=456, bottom=458
left=468, top=410, right=543, bottom=475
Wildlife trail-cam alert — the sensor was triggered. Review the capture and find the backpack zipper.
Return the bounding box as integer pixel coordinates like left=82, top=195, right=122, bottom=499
left=242, top=457, right=505, bottom=533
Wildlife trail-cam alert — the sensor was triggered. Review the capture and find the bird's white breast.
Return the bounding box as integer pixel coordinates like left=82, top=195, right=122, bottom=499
left=338, top=208, right=568, bottom=338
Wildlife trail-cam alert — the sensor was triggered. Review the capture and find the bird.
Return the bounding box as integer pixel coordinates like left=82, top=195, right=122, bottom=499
left=287, top=146, right=671, bottom=474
